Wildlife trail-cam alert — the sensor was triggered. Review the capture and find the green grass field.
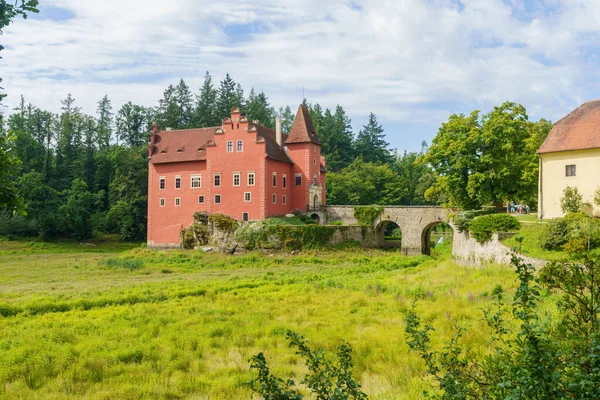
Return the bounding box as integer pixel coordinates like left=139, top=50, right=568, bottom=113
left=0, top=238, right=556, bottom=399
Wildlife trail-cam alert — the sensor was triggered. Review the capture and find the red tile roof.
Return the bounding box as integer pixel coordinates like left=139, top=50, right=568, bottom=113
left=285, top=104, right=321, bottom=145
left=150, top=127, right=216, bottom=164
left=149, top=123, right=293, bottom=165
left=538, top=100, right=600, bottom=154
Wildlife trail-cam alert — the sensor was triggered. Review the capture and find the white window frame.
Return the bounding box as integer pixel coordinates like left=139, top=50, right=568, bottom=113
left=227, top=141, right=233, bottom=152
left=244, top=192, right=251, bottom=202
left=272, top=194, right=277, bottom=204
left=295, top=174, right=302, bottom=186
left=214, top=194, right=222, bottom=204
left=175, top=175, right=181, bottom=189
left=272, top=172, right=277, bottom=187
left=233, top=172, right=241, bottom=187
left=190, top=174, right=202, bottom=188
left=282, top=195, right=286, bottom=205
left=248, top=172, right=256, bottom=186
left=237, top=140, right=243, bottom=152
left=160, top=198, right=165, bottom=207
left=198, top=195, right=204, bottom=204
left=214, top=173, right=221, bottom=187
left=175, top=197, right=181, bottom=206
left=282, top=174, right=287, bottom=189
left=159, top=176, right=166, bottom=190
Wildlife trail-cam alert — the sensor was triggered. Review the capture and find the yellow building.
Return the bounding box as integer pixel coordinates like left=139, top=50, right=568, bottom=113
left=538, top=100, right=600, bottom=219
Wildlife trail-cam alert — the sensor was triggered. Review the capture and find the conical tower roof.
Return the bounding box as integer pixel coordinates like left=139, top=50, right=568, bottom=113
left=284, top=104, right=320, bottom=145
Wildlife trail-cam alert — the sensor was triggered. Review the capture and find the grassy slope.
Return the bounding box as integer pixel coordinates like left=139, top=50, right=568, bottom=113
left=0, top=240, right=556, bottom=399
left=501, top=221, right=569, bottom=261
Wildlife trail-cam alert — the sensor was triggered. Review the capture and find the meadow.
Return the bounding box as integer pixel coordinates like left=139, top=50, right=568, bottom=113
left=0, top=238, right=556, bottom=399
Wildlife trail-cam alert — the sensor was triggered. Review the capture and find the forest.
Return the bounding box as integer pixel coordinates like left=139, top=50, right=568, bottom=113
left=0, top=70, right=553, bottom=242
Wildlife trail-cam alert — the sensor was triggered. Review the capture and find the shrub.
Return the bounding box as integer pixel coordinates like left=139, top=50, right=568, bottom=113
left=328, top=220, right=343, bottom=226
left=561, top=186, right=583, bottom=214
left=354, top=206, right=384, bottom=226
left=540, top=218, right=568, bottom=250
left=453, top=217, right=471, bottom=233
left=249, top=331, right=367, bottom=400
left=468, top=214, right=520, bottom=243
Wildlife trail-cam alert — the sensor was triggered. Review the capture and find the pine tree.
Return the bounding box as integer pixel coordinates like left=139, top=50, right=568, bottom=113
left=116, top=102, right=148, bottom=148
left=319, top=105, right=355, bottom=171
left=279, top=106, right=294, bottom=134
left=353, top=112, right=391, bottom=165
left=158, top=84, right=179, bottom=129
left=216, top=73, right=237, bottom=121
left=175, top=79, right=193, bottom=129
left=194, top=71, right=218, bottom=127
left=247, top=88, right=275, bottom=128
left=234, top=83, right=245, bottom=114
left=96, top=95, right=113, bottom=149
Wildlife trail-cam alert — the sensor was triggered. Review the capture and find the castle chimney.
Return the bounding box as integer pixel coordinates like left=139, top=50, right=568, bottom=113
left=276, top=117, right=282, bottom=146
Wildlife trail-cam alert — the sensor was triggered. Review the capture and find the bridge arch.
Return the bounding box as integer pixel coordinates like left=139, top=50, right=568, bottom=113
left=421, top=221, right=454, bottom=256
left=375, top=220, right=403, bottom=249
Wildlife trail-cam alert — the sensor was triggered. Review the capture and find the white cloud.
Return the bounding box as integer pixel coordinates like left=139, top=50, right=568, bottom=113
left=2, top=0, right=600, bottom=150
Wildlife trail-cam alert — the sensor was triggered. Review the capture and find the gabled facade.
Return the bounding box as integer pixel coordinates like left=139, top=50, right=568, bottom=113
left=538, top=99, right=600, bottom=219
left=147, top=105, right=327, bottom=247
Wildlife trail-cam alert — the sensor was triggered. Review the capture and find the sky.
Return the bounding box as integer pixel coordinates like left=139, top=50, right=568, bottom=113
left=2, top=0, right=600, bottom=152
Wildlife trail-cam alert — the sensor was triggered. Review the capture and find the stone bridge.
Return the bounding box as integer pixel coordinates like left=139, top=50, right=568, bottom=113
left=317, top=206, right=452, bottom=255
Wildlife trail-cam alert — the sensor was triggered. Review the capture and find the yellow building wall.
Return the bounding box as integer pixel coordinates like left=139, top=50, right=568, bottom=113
left=539, top=148, right=600, bottom=219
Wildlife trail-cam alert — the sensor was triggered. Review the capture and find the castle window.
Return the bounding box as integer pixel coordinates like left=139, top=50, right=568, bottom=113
left=214, top=173, right=221, bottom=187
left=272, top=194, right=277, bottom=204
left=248, top=172, right=255, bottom=186
left=214, top=194, right=222, bottom=204
left=272, top=172, right=277, bottom=187
left=313, top=145, right=316, bottom=152
left=237, top=140, right=243, bottom=152
left=191, top=175, right=201, bottom=188
left=175, top=197, right=180, bottom=206
left=282, top=195, right=286, bottom=205
left=313, top=175, right=317, bottom=185
left=242, top=212, right=249, bottom=222
left=198, top=195, right=204, bottom=204
left=227, top=141, right=233, bottom=152
left=295, top=174, right=302, bottom=186
left=160, top=198, right=165, bottom=207
left=244, top=192, right=251, bottom=202
left=282, top=175, right=287, bottom=189
left=159, top=177, right=166, bottom=190
left=566, top=164, right=576, bottom=177
left=175, top=176, right=181, bottom=189
left=233, top=173, right=241, bottom=186
left=313, top=158, right=316, bottom=165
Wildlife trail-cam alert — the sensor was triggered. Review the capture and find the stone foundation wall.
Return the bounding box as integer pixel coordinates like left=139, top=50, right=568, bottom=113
left=453, top=231, right=547, bottom=268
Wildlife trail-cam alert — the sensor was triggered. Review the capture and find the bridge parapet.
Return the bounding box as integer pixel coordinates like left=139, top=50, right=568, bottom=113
left=324, top=205, right=452, bottom=255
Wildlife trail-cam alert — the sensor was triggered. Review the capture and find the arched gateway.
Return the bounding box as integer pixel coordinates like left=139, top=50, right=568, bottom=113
left=324, top=206, right=453, bottom=255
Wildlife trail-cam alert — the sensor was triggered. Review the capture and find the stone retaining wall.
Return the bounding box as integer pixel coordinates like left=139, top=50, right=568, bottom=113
left=453, top=231, right=547, bottom=268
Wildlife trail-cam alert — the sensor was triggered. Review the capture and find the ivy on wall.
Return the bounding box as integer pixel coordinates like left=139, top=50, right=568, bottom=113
left=353, top=206, right=384, bottom=226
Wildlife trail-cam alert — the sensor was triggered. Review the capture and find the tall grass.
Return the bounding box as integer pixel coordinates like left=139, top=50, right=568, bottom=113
left=0, top=239, right=554, bottom=399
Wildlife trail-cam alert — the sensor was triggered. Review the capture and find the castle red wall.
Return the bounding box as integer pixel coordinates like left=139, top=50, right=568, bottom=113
left=265, top=159, right=293, bottom=217
left=148, top=161, right=207, bottom=246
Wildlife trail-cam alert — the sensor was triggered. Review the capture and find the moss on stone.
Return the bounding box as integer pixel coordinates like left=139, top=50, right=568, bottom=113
left=354, top=206, right=384, bottom=226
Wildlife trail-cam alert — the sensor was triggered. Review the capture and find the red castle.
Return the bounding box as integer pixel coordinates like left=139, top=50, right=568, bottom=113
left=147, top=105, right=326, bottom=247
